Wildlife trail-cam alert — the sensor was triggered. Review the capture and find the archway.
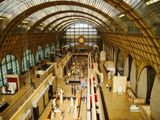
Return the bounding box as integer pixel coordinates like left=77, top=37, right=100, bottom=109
left=137, top=66, right=156, bottom=104
left=116, top=50, right=124, bottom=76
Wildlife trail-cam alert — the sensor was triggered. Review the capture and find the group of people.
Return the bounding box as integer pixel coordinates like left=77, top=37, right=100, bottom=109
left=66, top=56, right=88, bottom=81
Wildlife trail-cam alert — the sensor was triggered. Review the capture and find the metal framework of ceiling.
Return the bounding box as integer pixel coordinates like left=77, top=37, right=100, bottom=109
left=1, top=2, right=160, bottom=120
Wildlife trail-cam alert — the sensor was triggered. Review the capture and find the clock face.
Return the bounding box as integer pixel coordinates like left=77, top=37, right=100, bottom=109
left=78, top=36, right=85, bottom=44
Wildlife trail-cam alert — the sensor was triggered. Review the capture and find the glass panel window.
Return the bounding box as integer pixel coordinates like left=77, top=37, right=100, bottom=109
left=35, top=46, right=45, bottom=64
left=45, top=44, right=50, bottom=58
left=7, top=62, right=12, bottom=70
left=0, top=54, right=19, bottom=86
left=62, top=23, right=102, bottom=48
left=22, top=49, right=34, bottom=72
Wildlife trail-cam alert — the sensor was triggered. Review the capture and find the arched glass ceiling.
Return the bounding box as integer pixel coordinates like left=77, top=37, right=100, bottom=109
left=0, top=0, right=160, bottom=34
left=41, top=13, right=105, bottom=29
left=0, top=0, right=120, bottom=29
left=0, top=0, right=120, bottom=21
left=25, top=6, right=108, bottom=27
left=52, top=17, right=105, bottom=32
left=42, top=14, right=106, bottom=31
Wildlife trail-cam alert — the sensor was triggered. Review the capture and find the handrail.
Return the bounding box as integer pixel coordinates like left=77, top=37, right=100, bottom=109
left=75, top=89, right=82, bottom=120
left=10, top=74, right=54, bottom=120
left=1, top=86, right=33, bottom=120
left=57, top=52, right=72, bottom=68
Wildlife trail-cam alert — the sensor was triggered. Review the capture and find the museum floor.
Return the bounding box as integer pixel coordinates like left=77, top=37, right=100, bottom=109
left=40, top=61, right=144, bottom=120
left=0, top=60, right=144, bottom=120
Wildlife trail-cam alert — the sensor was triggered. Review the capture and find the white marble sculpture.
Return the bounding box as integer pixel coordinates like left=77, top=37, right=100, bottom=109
left=52, top=99, right=57, bottom=110
left=59, top=88, right=64, bottom=104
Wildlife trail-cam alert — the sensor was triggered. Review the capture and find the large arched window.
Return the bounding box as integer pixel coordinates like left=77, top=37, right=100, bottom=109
left=35, top=46, right=44, bottom=64
left=62, top=23, right=102, bottom=49
left=44, top=44, right=50, bottom=58
left=22, top=49, right=35, bottom=72
left=0, top=54, right=20, bottom=86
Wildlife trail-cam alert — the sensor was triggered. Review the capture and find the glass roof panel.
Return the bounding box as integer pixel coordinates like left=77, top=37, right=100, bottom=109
left=42, top=13, right=104, bottom=29
left=49, top=15, right=103, bottom=30
left=54, top=18, right=100, bottom=31
left=0, top=0, right=120, bottom=24
left=1, top=0, right=160, bottom=34
left=23, top=5, right=108, bottom=30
